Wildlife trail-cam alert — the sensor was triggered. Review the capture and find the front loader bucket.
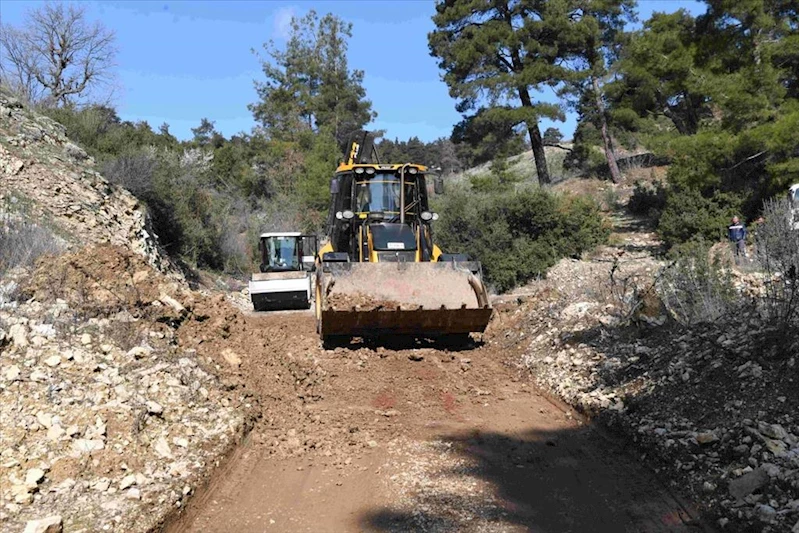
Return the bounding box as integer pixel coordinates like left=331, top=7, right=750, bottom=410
left=316, top=261, right=493, bottom=339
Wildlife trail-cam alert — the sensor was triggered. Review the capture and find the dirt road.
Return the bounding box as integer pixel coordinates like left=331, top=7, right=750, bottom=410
left=165, top=309, right=709, bottom=532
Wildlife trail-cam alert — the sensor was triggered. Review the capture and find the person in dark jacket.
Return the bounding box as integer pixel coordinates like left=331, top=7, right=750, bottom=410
left=728, top=216, right=747, bottom=261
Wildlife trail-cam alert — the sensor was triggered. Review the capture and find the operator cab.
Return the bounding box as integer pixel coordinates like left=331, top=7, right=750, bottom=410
left=259, top=233, right=316, bottom=273
left=327, top=165, right=440, bottom=262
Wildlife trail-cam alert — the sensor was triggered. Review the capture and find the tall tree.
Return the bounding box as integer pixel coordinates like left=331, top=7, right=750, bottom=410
left=191, top=118, right=217, bottom=147
left=249, top=10, right=374, bottom=145
left=565, top=0, right=635, bottom=183
left=429, top=0, right=579, bottom=185
left=695, top=0, right=798, bottom=129
left=0, top=2, right=117, bottom=106
left=609, top=10, right=708, bottom=136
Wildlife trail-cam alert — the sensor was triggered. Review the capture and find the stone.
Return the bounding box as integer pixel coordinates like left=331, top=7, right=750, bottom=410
left=733, top=444, right=749, bottom=456
left=9, top=323, right=29, bottom=348
left=80, top=333, right=92, bottom=345
left=146, top=401, right=164, bottom=415
left=14, top=490, right=33, bottom=504
left=759, top=422, right=790, bottom=441
left=30, top=369, right=47, bottom=382
left=159, top=293, right=186, bottom=314
left=5, top=365, right=21, bottom=381
left=125, top=488, right=141, bottom=500
left=23, top=516, right=63, bottom=533
left=764, top=438, right=787, bottom=456
left=761, top=463, right=781, bottom=478
left=47, top=425, right=65, bottom=441
left=221, top=349, right=241, bottom=367
left=127, top=346, right=152, bottom=359
left=71, top=439, right=105, bottom=455
left=43, top=355, right=61, bottom=367
left=92, top=478, right=110, bottom=492
left=696, top=432, right=718, bottom=445
left=755, top=504, right=776, bottom=523
left=57, top=479, right=75, bottom=492
left=154, top=437, right=173, bottom=459
left=25, top=468, right=45, bottom=487
left=119, top=474, right=136, bottom=490
left=408, top=353, right=424, bottom=361
left=173, top=437, right=189, bottom=448
left=729, top=467, right=769, bottom=502
left=36, top=412, right=53, bottom=428
left=64, top=142, right=88, bottom=161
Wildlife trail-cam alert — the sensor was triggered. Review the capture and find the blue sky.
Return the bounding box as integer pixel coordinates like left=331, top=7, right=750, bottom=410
left=1, top=0, right=706, bottom=143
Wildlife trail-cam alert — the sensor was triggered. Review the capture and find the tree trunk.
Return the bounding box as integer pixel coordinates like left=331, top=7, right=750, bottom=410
left=592, top=76, right=621, bottom=184
left=517, top=86, right=550, bottom=185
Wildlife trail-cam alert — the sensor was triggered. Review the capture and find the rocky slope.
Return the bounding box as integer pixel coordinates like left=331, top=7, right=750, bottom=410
left=0, top=88, right=173, bottom=275
left=0, top=246, right=250, bottom=532
left=495, top=214, right=799, bottom=532
left=0, top=91, right=248, bottom=532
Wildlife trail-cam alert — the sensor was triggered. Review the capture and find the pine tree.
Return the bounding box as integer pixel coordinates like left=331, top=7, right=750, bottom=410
left=249, top=10, right=374, bottom=145
left=429, top=0, right=582, bottom=185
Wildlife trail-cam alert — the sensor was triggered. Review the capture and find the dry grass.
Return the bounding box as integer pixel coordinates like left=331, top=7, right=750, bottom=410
left=0, top=216, right=63, bottom=273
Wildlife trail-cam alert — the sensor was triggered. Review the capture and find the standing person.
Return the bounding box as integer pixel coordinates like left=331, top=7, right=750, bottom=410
left=728, top=216, right=747, bottom=262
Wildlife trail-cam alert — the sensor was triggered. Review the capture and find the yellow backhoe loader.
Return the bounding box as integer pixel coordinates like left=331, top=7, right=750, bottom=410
left=314, top=131, right=492, bottom=345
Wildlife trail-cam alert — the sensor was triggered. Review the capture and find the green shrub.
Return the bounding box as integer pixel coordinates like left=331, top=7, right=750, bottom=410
left=435, top=186, right=610, bottom=292
left=657, top=187, right=741, bottom=249
left=628, top=180, right=667, bottom=218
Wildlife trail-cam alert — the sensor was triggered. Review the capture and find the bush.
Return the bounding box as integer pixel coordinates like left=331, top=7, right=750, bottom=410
left=754, top=198, right=799, bottom=329
left=657, top=187, right=741, bottom=249
left=435, top=186, right=610, bottom=292
left=627, top=180, right=667, bottom=218
left=657, top=240, right=739, bottom=325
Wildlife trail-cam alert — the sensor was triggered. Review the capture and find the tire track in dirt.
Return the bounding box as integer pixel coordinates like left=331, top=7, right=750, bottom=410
left=164, top=307, right=712, bottom=532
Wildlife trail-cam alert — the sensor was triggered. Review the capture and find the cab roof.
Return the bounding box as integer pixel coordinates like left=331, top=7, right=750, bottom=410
left=336, top=162, right=428, bottom=174
left=259, top=232, right=302, bottom=238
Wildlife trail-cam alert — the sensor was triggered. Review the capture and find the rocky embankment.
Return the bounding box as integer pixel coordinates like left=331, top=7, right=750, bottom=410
left=0, top=91, right=251, bottom=532
left=0, top=88, right=172, bottom=275
left=494, top=219, right=799, bottom=532
left=0, top=246, right=250, bottom=532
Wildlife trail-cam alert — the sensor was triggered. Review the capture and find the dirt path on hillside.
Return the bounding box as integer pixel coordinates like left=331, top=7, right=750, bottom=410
left=163, top=308, right=711, bottom=533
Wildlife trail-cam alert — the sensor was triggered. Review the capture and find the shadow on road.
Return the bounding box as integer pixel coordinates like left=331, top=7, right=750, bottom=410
left=360, top=424, right=712, bottom=533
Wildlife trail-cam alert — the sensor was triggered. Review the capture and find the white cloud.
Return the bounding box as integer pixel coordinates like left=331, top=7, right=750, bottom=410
left=272, top=6, right=295, bottom=40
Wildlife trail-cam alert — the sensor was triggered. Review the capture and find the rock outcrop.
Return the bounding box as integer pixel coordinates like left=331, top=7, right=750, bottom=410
left=0, top=88, right=175, bottom=276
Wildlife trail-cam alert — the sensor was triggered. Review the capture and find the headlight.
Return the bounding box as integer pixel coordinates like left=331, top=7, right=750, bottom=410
left=407, top=167, right=418, bottom=175
left=355, top=167, right=365, bottom=174
left=432, top=213, right=439, bottom=221
left=365, top=167, right=375, bottom=174
left=336, top=211, right=344, bottom=220
left=342, top=210, right=355, bottom=220
left=421, top=211, right=433, bottom=221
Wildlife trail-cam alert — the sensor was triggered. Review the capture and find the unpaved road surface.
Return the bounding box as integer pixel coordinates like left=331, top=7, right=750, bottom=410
left=167, top=310, right=710, bottom=532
